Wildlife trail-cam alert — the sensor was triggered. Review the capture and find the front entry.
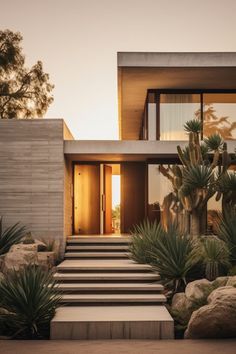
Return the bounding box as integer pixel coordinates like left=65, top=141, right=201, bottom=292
left=73, top=162, right=146, bottom=235
left=74, top=164, right=100, bottom=234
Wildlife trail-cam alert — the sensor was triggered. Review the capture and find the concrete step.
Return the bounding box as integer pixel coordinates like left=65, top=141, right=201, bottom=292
left=57, top=259, right=152, bottom=272
left=65, top=252, right=130, bottom=259
left=57, top=283, right=164, bottom=292
left=60, top=293, right=167, bottom=303
left=51, top=306, right=174, bottom=339
left=66, top=245, right=130, bottom=251
left=54, top=272, right=160, bottom=282
left=67, top=236, right=132, bottom=244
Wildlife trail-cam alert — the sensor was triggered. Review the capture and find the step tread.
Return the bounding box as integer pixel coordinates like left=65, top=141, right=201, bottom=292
left=57, top=259, right=151, bottom=270
left=65, top=252, right=130, bottom=258
left=67, top=237, right=132, bottom=244
left=57, top=283, right=163, bottom=290
left=60, top=294, right=166, bottom=302
left=66, top=245, right=130, bottom=250
left=52, top=305, right=173, bottom=322
left=54, top=272, right=159, bottom=280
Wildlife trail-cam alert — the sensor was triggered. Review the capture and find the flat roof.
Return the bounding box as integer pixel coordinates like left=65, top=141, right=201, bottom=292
left=118, top=52, right=236, bottom=140
left=118, top=52, right=236, bottom=67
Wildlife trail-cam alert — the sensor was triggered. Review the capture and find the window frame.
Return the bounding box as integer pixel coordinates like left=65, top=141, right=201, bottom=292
left=146, top=89, right=236, bottom=140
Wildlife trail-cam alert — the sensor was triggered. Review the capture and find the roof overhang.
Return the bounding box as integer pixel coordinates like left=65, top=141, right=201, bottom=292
left=64, top=140, right=236, bottom=162
left=118, top=52, right=236, bottom=140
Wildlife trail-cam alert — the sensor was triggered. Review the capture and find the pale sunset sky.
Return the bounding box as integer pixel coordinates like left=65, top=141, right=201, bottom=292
left=1, top=0, right=236, bottom=139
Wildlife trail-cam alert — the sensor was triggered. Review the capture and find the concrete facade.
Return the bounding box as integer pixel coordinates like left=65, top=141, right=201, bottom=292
left=0, top=119, right=73, bottom=254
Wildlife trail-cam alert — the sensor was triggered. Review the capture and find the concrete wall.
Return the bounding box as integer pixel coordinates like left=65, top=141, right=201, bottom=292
left=0, top=119, right=74, bottom=253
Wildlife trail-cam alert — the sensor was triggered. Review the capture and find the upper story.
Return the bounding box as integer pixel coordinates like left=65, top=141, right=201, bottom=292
left=118, top=52, right=236, bottom=142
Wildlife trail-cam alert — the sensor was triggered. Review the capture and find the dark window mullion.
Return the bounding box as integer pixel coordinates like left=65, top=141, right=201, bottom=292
left=200, top=93, right=204, bottom=140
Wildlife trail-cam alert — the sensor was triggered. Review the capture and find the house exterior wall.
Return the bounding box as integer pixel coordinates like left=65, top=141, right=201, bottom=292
left=0, top=119, right=73, bottom=254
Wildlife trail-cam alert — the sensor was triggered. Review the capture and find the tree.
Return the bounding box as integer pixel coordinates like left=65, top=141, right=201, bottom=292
left=0, top=29, right=54, bottom=119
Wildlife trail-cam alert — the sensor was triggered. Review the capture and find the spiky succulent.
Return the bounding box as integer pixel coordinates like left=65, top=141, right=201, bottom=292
left=184, top=119, right=202, bottom=134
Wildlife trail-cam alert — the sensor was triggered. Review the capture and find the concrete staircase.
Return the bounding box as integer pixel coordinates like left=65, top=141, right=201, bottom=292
left=51, top=235, right=174, bottom=340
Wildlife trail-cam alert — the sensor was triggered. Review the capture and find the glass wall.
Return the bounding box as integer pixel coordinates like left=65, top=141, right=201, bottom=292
left=159, top=94, right=201, bottom=140
left=203, top=93, right=236, bottom=139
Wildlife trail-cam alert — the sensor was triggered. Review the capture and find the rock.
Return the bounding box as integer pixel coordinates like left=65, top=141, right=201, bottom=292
left=226, top=276, right=236, bottom=287
left=185, top=286, right=236, bottom=338
left=37, top=252, right=55, bottom=270
left=34, top=239, right=47, bottom=252
left=9, top=243, right=38, bottom=253
left=212, top=276, right=229, bottom=288
left=171, top=292, right=194, bottom=323
left=3, top=243, right=38, bottom=272
left=185, top=279, right=214, bottom=302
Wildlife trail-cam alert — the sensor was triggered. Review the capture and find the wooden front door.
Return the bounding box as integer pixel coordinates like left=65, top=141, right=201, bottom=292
left=74, top=164, right=100, bottom=234
left=121, top=163, right=146, bottom=233
left=103, top=165, right=112, bottom=234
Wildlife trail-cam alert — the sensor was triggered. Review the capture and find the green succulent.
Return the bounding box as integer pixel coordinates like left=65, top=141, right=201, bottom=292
left=204, top=133, right=224, bottom=151
left=150, top=223, right=199, bottom=292
left=0, top=265, right=61, bottom=339
left=196, top=236, right=230, bottom=280
left=182, top=165, right=214, bottom=190
left=0, top=217, right=27, bottom=255
left=184, top=119, right=202, bottom=134
left=130, top=219, right=164, bottom=264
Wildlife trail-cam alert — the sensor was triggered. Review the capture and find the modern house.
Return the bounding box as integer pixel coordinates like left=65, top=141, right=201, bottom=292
left=1, top=52, right=236, bottom=339
left=1, top=52, right=236, bottom=249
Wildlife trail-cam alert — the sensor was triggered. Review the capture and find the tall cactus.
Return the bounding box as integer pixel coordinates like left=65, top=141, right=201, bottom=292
left=160, top=119, right=234, bottom=236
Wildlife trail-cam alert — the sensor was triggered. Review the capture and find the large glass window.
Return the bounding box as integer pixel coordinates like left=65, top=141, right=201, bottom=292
left=160, top=94, right=200, bottom=140
left=203, top=94, right=236, bottom=139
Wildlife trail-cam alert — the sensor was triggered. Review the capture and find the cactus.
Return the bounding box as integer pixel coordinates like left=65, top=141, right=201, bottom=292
left=160, top=119, right=235, bottom=236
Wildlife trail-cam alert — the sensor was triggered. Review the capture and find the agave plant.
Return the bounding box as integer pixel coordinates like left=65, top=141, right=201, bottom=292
left=196, top=236, right=230, bottom=281
left=0, top=265, right=61, bottom=339
left=216, top=210, right=236, bottom=263
left=184, top=119, right=202, bottom=134
left=130, top=219, right=164, bottom=264
left=182, top=165, right=214, bottom=190
left=204, top=133, right=224, bottom=152
left=150, top=223, right=199, bottom=292
left=0, top=217, right=27, bottom=255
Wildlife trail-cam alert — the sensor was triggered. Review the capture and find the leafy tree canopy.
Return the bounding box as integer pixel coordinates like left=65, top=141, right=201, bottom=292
left=0, top=29, right=54, bottom=119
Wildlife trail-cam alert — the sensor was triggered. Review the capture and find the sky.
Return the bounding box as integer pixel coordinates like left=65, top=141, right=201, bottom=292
left=1, top=0, right=236, bottom=139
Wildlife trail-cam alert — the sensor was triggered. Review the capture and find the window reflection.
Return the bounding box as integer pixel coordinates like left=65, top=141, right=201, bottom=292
left=203, top=94, right=236, bottom=139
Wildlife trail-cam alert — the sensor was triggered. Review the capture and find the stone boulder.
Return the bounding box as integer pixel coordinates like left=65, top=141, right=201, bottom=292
left=171, top=292, right=194, bottom=323
left=185, top=286, right=236, bottom=338
left=226, top=276, right=236, bottom=287
left=3, top=244, right=38, bottom=271
left=212, top=276, right=229, bottom=288
left=3, top=243, right=55, bottom=272
left=37, top=252, right=55, bottom=270
left=185, top=279, right=214, bottom=302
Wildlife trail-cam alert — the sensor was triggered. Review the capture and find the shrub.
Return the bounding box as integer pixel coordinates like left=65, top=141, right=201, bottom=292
left=0, top=265, right=61, bottom=339
left=129, top=219, right=164, bottom=264
left=196, top=236, right=230, bottom=280
left=216, top=210, right=236, bottom=263
left=0, top=217, right=27, bottom=255
left=150, top=223, right=199, bottom=292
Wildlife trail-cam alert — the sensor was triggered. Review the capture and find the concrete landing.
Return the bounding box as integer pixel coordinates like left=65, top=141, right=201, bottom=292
left=51, top=306, right=174, bottom=339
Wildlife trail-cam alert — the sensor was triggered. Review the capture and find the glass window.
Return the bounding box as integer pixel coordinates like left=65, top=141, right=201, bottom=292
left=160, top=94, right=201, bottom=140
left=203, top=93, right=236, bottom=139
